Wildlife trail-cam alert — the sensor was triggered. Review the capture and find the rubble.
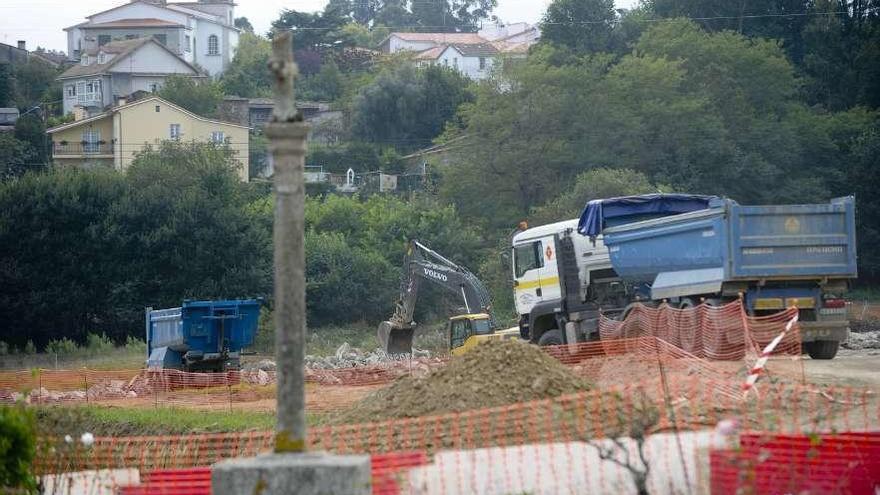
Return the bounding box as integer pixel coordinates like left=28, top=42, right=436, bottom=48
left=842, top=330, right=880, bottom=350
left=304, top=343, right=431, bottom=370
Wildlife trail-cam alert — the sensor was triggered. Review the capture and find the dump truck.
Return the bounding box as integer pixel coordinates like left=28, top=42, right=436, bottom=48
left=378, top=241, right=519, bottom=355
left=512, top=194, right=857, bottom=359
left=146, top=299, right=262, bottom=371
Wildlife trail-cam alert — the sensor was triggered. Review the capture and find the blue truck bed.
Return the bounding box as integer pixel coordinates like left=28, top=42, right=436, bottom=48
left=601, top=197, right=857, bottom=299
left=146, top=299, right=261, bottom=371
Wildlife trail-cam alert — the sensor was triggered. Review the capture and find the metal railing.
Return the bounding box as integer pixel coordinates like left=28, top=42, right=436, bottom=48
left=53, top=142, right=113, bottom=155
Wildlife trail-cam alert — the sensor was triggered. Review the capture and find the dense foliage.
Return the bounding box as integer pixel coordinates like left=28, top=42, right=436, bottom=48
left=158, top=75, right=224, bottom=117
left=0, top=404, right=36, bottom=492
left=0, top=143, right=480, bottom=348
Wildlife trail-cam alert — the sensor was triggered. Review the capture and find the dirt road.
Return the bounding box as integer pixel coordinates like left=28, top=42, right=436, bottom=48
left=797, top=349, right=880, bottom=388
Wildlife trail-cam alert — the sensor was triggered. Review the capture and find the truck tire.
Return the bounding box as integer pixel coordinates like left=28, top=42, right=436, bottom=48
left=538, top=329, right=563, bottom=347
left=806, top=340, right=839, bottom=360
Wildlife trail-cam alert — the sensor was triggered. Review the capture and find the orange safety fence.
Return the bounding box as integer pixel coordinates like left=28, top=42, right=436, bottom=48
left=33, top=379, right=878, bottom=494
left=599, top=301, right=802, bottom=360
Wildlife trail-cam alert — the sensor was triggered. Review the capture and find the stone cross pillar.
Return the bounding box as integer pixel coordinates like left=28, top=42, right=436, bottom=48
left=265, top=31, right=308, bottom=454
left=212, top=32, right=371, bottom=495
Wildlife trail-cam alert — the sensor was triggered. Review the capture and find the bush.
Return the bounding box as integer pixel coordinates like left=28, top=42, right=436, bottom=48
left=0, top=341, right=7, bottom=356
left=0, top=404, right=37, bottom=492
left=45, top=338, right=79, bottom=356
left=85, top=333, right=114, bottom=354
left=23, top=341, right=35, bottom=355
left=124, top=336, right=147, bottom=354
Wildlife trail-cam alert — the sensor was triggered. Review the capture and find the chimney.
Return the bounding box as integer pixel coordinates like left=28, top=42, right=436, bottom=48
left=73, top=106, right=88, bottom=122
left=17, top=41, right=25, bottom=50
left=118, top=97, right=127, bottom=107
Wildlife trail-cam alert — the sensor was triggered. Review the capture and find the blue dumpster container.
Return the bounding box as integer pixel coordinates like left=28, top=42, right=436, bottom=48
left=146, top=299, right=262, bottom=372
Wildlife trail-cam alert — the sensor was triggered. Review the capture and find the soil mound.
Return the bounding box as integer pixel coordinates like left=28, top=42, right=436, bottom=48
left=333, top=339, right=591, bottom=424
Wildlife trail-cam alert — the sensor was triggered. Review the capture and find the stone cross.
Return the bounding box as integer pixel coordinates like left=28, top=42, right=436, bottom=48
left=266, top=31, right=308, bottom=453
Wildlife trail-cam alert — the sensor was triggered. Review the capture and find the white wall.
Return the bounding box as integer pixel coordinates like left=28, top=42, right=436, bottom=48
left=91, top=3, right=189, bottom=26
left=108, top=42, right=195, bottom=74
left=436, top=47, right=494, bottom=80
left=389, top=37, right=436, bottom=53
left=131, top=75, right=168, bottom=93
left=195, top=21, right=225, bottom=76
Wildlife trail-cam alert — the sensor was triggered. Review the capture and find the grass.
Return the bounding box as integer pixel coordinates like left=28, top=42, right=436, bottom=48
left=34, top=405, right=293, bottom=437
left=0, top=347, right=146, bottom=371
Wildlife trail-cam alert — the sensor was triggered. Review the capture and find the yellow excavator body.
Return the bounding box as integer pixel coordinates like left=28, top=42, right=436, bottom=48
left=448, top=314, right=522, bottom=356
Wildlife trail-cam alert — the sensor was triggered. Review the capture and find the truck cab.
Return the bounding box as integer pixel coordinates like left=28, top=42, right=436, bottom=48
left=512, top=219, right=614, bottom=345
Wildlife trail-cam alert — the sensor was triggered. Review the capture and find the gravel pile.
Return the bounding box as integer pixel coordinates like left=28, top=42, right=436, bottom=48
left=842, top=330, right=880, bottom=350
left=333, top=339, right=592, bottom=424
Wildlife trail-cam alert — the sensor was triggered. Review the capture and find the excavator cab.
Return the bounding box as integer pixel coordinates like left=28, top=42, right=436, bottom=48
left=449, top=313, right=520, bottom=356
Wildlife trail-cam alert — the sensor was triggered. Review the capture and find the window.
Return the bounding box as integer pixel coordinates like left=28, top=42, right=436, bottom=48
left=153, top=34, right=167, bottom=46
left=155, top=105, right=161, bottom=112
left=479, top=57, right=486, bottom=70
left=514, top=241, right=544, bottom=278
left=207, top=35, right=219, bottom=55
left=453, top=57, right=458, bottom=69
left=450, top=319, right=470, bottom=349
left=211, top=131, right=225, bottom=143
left=150, top=83, right=159, bottom=93
left=169, top=124, right=181, bottom=140
left=81, top=55, right=89, bottom=66
left=98, top=35, right=111, bottom=46
left=76, top=79, right=102, bottom=104
left=65, top=85, right=76, bottom=97
left=82, top=129, right=101, bottom=153
left=185, top=35, right=191, bottom=52
left=98, top=53, right=105, bottom=64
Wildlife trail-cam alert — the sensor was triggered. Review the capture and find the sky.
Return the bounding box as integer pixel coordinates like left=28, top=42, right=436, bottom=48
left=0, top=0, right=637, bottom=53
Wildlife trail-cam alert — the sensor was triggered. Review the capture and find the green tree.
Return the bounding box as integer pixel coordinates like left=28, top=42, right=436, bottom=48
left=221, top=32, right=272, bottom=97
left=410, top=0, right=497, bottom=31
left=272, top=5, right=354, bottom=74
left=0, top=405, right=36, bottom=492
left=299, top=61, right=345, bottom=101
left=234, top=16, right=254, bottom=32
left=351, top=64, right=473, bottom=150
left=530, top=168, right=661, bottom=224
left=0, top=134, right=36, bottom=180
left=158, top=75, right=223, bottom=117
left=14, top=114, right=47, bottom=165
left=12, top=58, right=58, bottom=108
left=540, top=0, right=617, bottom=53
left=0, top=64, right=13, bottom=107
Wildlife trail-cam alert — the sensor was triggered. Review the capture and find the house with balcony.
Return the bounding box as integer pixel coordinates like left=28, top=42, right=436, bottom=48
left=48, top=95, right=250, bottom=180
left=65, top=0, right=240, bottom=77
left=57, top=37, right=203, bottom=117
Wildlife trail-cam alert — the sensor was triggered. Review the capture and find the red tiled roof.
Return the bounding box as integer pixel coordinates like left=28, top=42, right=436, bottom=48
left=391, top=32, right=487, bottom=44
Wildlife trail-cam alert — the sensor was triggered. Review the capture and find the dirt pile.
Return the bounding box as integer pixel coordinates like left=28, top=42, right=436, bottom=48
left=333, top=340, right=591, bottom=424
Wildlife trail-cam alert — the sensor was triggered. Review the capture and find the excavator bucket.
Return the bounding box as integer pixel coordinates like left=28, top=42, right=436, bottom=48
left=378, top=321, right=415, bottom=355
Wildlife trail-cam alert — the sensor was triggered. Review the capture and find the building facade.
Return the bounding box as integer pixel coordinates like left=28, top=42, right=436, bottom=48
left=65, top=0, right=239, bottom=77
left=48, top=96, right=249, bottom=180
left=57, top=38, right=203, bottom=116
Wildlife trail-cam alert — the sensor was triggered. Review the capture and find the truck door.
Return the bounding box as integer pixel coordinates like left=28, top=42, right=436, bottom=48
left=513, top=238, right=547, bottom=315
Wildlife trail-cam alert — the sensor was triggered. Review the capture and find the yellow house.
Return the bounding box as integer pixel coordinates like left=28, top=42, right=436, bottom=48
left=48, top=96, right=250, bottom=181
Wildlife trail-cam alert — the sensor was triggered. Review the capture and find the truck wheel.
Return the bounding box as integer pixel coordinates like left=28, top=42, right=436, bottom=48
left=538, top=329, right=563, bottom=347
left=806, top=340, right=839, bottom=360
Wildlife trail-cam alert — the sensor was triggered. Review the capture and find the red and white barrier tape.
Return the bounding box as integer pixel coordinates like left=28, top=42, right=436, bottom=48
left=742, top=312, right=799, bottom=398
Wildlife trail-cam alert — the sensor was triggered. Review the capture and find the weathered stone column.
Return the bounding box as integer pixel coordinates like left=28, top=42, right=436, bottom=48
left=212, top=32, right=370, bottom=495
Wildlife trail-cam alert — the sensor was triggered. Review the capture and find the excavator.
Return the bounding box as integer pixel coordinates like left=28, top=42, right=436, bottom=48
left=377, top=241, right=519, bottom=356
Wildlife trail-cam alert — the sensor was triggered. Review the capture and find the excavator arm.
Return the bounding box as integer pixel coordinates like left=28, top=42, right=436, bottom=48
left=378, top=241, right=497, bottom=354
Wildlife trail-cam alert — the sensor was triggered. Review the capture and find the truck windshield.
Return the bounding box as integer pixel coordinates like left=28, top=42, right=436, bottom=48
left=472, top=318, right=491, bottom=335
left=514, top=241, right=543, bottom=278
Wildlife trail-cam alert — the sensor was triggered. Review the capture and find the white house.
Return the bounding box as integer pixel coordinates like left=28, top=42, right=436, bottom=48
left=380, top=25, right=538, bottom=80
left=65, top=0, right=239, bottom=77
left=58, top=38, right=203, bottom=116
